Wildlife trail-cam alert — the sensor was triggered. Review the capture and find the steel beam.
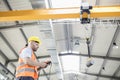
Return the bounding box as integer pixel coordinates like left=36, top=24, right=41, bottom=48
left=19, top=28, right=28, bottom=43
left=59, top=53, right=120, bottom=61
left=0, top=6, right=120, bottom=21
left=64, top=23, right=73, bottom=52
left=8, top=53, right=120, bottom=63
left=4, top=0, right=12, bottom=10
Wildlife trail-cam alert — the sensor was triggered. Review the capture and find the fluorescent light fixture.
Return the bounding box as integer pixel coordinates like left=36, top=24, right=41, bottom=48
left=61, top=55, right=79, bottom=72
left=51, top=0, right=81, bottom=8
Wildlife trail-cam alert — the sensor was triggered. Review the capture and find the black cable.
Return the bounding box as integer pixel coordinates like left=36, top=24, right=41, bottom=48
left=42, top=69, right=50, bottom=80
left=86, top=38, right=91, bottom=58
left=41, top=62, right=52, bottom=80
left=48, top=63, right=52, bottom=80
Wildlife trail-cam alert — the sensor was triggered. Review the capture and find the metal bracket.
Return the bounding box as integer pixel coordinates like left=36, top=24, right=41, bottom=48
left=80, top=3, right=92, bottom=24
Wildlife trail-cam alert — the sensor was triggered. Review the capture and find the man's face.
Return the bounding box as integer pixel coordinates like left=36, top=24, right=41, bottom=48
left=31, top=41, right=39, bottom=51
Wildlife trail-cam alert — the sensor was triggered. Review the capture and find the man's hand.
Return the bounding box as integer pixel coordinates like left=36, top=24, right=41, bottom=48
left=39, top=62, right=48, bottom=68
left=45, top=60, right=51, bottom=65
left=37, top=60, right=51, bottom=71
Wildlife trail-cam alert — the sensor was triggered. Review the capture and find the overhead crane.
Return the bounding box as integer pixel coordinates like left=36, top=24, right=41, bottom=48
left=0, top=6, right=120, bottom=22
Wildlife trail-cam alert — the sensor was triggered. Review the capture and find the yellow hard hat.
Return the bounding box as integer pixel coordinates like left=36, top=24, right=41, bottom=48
left=28, top=36, right=41, bottom=44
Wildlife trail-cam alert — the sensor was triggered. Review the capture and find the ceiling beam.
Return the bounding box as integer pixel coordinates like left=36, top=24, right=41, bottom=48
left=64, top=23, right=73, bottom=52
left=0, top=6, right=120, bottom=21
left=9, top=53, right=120, bottom=63
left=0, top=19, right=119, bottom=29
left=59, top=53, right=120, bottom=61
left=19, top=28, right=28, bottom=43
left=4, top=0, right=12, bottom=10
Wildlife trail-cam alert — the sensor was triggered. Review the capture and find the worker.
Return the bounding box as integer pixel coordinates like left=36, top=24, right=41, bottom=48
left=16, top=36, right=51, bottom=80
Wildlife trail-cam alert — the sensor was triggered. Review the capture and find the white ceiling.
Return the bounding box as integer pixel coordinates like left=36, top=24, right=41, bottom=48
left=0, top=0, right=120, bottom=80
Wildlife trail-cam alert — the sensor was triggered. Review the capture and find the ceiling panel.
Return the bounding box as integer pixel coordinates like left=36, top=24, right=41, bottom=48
left=110, top=29, right=120, bottom=57
left=8, top=0, right=32, bottom=10
left=87, top=0, right=96, bottom=6
left=38, top=76, right=48, bottom=80
left=80, top=56, right=88, bottom=73
left=0, top=56, right=6, bottom=64
left=51, top=0, right=81, bottom=8
left=38, top=74, right=58, bottom=80
left=0, top=37, right=17, bottom=59
left=116, top=70, right=120, bottom=77
left=72, top=23, right=92, bottom=39
left=110, top=46, right=120, bottom=58
left=92, top=24, right=117, bottom=56
left=53, top=23, right=69, bottom=52
left=55, top=40, right=67, bottom=53
left=12, top=62, right=18, bottom=66
left=7, top=63, right=15, bottom=73
left=85, top=75, right=97, bottom=80
left=99, top=77, right=111, bottom=80
left=99, top=0, right=120, bottom=6
left=30, top=0, right=45, bottom=9
left=0, top=0, right=9, bottom=11
left=1, top=28, right=26, bottom=53
left=53, top=23, right=67, bottom=41
left=101, top=60, right=120, bottom=76
left=78, top=43, right=88, bottom=54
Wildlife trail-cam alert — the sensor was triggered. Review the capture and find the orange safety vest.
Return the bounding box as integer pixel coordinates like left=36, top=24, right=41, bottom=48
left=16, top=48, right=38, bottom=79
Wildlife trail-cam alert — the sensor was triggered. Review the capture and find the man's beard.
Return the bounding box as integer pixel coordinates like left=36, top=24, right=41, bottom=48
left=33, top=48, right=37, bottom=52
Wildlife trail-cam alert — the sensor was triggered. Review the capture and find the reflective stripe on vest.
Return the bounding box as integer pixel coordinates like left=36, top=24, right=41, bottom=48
left=16, top=68, right=35, bottom=74
left=18, top=62, right=26, bottom=66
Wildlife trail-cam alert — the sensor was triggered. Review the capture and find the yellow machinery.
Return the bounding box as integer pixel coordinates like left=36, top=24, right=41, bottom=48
left=0, top=6, right=120, bottom=22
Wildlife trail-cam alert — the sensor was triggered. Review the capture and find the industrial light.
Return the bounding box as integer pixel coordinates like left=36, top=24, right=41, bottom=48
left=61, top=55, right=79, bottom=72
left=113, top=42, right=118, bottom=49
left=75, top=40, right=80, bottom=45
